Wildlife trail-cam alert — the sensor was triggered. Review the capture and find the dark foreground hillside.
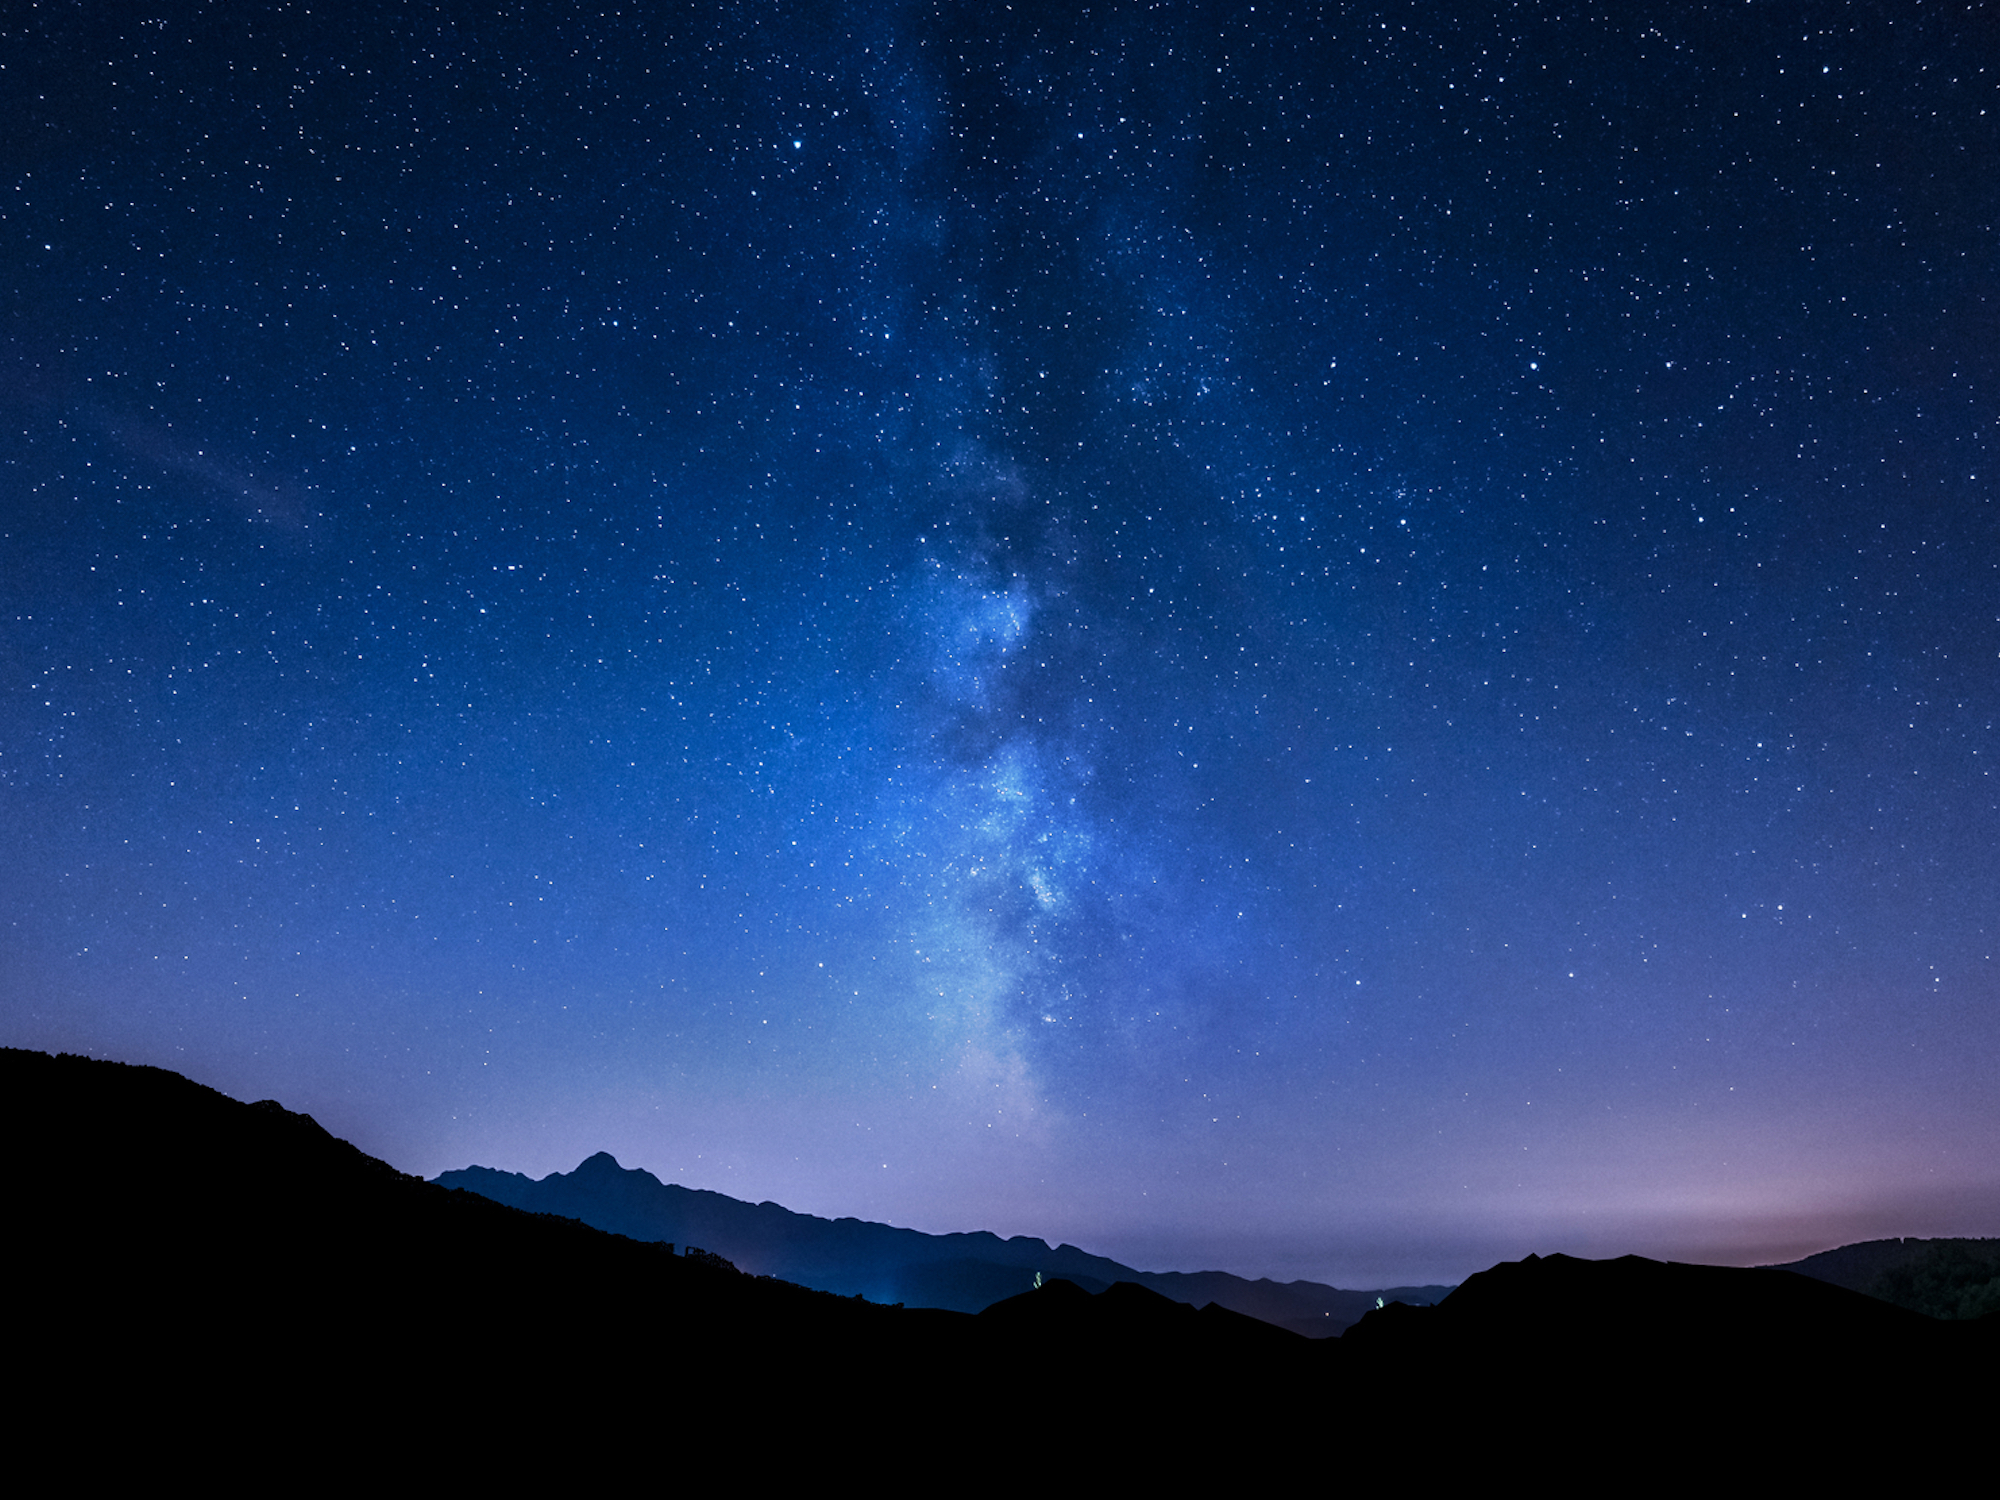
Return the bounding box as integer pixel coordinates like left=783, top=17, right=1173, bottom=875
left=4, top=1048, right=1325, bottom=1477
left=9, top=1049, right=1990, bottom=1479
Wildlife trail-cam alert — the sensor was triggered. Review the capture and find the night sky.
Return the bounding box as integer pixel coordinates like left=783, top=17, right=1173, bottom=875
left=5, top=2, right=1996, bottom=1287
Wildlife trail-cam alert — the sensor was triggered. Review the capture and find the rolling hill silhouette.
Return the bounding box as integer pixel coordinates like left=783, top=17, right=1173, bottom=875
left=10, top=1047, right=1990, bottom=1480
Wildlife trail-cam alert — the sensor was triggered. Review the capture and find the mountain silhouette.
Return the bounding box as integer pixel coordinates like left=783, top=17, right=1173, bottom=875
left=1767, top=1236, right=2000, bottom=1318
left=11, top=1046, right=1991, bottom=1481
left=4, top=1047, right=1327, bottom=1475
left=437, top=1150, right=1450, bottom=1333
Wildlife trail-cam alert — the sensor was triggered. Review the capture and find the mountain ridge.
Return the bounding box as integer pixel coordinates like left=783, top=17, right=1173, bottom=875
left=11, top=1046, right=1993, bottom=1479
left=1766, top=1235, right=2000, bottom=1320
left=436, top=1148, right=1452, bottom=1335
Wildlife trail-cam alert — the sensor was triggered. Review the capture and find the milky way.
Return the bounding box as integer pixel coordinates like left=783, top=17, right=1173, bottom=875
left=4, top=3, right=1996, bottom=1284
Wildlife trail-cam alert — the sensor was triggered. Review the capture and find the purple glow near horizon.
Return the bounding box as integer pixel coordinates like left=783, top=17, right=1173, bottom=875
left=3, top=3, right=1996, bottom=1288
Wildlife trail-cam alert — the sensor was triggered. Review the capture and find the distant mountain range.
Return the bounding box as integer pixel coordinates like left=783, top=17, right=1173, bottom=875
left=437, top=1151, right=1452, bottom=1335
left=10, top=1046, right=1992, bottom=1480
left=441, top=1154, right=2000, bottom=1332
